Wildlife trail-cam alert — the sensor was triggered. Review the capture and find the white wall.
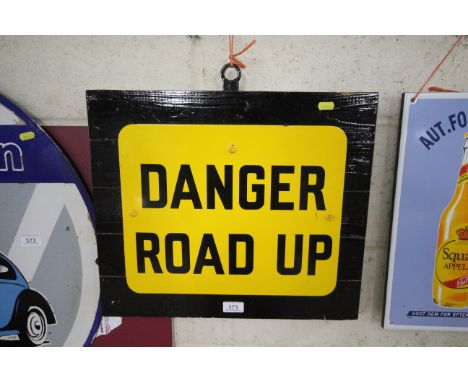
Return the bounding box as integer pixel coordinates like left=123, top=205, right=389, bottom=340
left=1, top=35, right=468, bottom=346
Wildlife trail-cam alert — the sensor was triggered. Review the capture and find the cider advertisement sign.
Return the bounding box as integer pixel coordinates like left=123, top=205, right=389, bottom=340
left=385, top=93, right=468, bottom=330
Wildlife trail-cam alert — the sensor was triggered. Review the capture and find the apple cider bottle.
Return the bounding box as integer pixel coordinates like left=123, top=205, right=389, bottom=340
left=433, top=132, right=468, bottom=307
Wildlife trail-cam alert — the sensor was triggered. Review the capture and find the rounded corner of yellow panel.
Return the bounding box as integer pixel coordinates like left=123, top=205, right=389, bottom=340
left=126, top=275, right=144, bottom=294
left=331, top=125, right=348, bottom=145
left=118, top=124, right=136, bottom=143
left=320, top=277, right=338, bottom=297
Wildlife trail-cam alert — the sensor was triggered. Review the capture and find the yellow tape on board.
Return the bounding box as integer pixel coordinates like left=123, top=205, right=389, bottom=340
left=318, top=102, right=335, bottom=111
left=118, top=124, right=347, bottom=296
left=19, top=131, right=35, bottom=141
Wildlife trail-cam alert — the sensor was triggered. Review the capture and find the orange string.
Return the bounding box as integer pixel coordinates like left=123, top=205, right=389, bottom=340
left=411, top=35, right=465, bottom=102
left=228, top=36, right=256, bottom=69
left=428, top=86, right=458, bottom=93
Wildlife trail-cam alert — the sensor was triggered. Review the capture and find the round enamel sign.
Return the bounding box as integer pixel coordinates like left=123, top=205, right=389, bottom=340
left=0, top=94, right=100, bottom=346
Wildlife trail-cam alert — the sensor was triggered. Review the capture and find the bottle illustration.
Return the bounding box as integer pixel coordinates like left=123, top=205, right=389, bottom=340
left=433, top=132, right=468, bottom=308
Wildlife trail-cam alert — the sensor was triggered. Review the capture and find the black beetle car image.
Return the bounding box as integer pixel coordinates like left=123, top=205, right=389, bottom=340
left=0, top=252, right=56, bottom=346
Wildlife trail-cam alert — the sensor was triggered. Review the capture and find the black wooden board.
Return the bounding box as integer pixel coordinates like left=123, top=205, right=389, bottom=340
left=87, top=90, right=378, bottom=319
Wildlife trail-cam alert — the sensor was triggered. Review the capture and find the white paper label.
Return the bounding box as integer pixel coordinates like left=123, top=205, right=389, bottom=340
left=94, top=316, right=123, bottom=338
left=21, top=235, right=42, bottom=247
left=223, top=301, right=244, bottom=313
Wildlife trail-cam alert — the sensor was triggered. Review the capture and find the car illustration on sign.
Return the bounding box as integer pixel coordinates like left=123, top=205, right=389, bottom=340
left=0, top=252, right=56, bottom=346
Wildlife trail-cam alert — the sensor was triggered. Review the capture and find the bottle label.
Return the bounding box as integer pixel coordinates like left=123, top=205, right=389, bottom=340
left=458, top=163, right=468, bottom=183
left=435, top=236, right=468, bottom=289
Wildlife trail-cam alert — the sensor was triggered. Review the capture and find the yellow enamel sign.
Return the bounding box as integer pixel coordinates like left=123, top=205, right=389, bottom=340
left=118, top=124, right=347, bottom=296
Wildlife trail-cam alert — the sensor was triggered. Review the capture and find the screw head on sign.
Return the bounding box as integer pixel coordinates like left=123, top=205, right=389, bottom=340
left=227, top=144, right=238, bottom=154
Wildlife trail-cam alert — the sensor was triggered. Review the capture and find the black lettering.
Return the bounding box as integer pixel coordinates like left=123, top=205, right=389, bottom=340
left=427, top=127, right=441, bottom=142
left=271, top=166, right=294, bottom=210
left=307, top=235, right=332, bottom=275
left=434, top=121, right=445, bottom=136
left=458, top=111, right=467, bottom=128
left=276, top=234, right=302, bottom=275
left=165, top=233, right=190, bottom=274
left=171, top=164, right=202, bottom=209
left=300, top=166, right=326, bottom=210
left=449, top=114, right=457, bottom=131
left=207, top=165, right=233, bottom=209
left=419, top=136, right=434, bottom=150
left=193, top=234, right=224, bottom=274
left=141, top=164, right=167, bottom=208
left=443, top=247, right=450, bottom=259
left=229, top=234, right=254, bottom=275
left=136, top=232, right=162, bottom=273
left=239, top=165, right=265, bottom=210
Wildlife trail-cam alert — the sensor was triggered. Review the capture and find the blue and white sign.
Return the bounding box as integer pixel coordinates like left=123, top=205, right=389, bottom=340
left=385, top=93, right=468, bottom=331
left=0, top=94, right=100, bottom=345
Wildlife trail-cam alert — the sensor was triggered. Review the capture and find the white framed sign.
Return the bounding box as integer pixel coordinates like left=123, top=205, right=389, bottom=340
left=385, top=93, right=468, bottom=331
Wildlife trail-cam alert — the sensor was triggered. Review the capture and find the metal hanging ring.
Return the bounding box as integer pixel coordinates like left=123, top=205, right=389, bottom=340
left=221, top=63, right=241, bottom=91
